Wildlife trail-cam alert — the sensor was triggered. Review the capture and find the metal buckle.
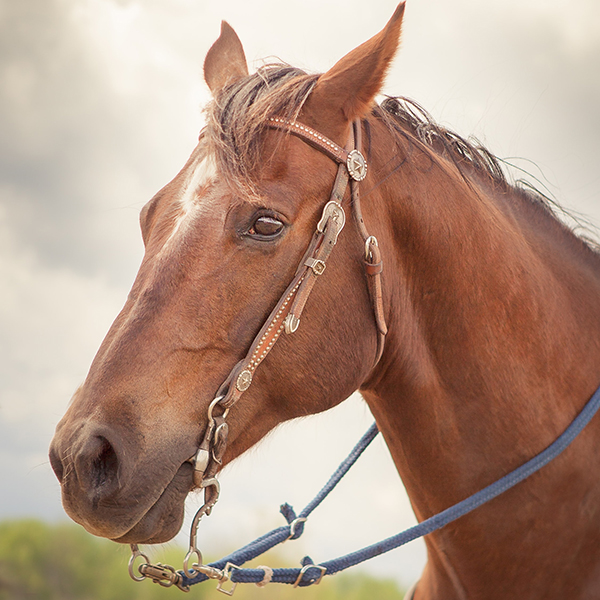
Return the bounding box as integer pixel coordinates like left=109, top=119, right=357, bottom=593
left=216, top=562, right=240, bottom=596
left=364, top=235, right=378, bottom=260
left=305, top=257, right=326, bottom=276
left=293, top=564, right=327, bottom=588
left=129, top=545, right=190, bottom=592
left=347, top=149, right=367, bottom=181
left=317, top=201, right=346, bottom=244
left=285, top=517, right=307, bottom=541
left=139, top=563, right=188, bottom=590
left=284, top=313, right=300, bottom=334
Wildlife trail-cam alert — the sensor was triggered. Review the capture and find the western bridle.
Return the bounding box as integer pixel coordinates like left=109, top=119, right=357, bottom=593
left=129, top=116, right=388, bottom=587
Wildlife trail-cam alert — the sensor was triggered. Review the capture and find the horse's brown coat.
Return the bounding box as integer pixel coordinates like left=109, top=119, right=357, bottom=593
left=49, top=4, right=600, bottom=598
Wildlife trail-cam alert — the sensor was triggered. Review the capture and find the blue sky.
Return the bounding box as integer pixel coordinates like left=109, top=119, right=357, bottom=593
left=1, top=0, right=599, bottom=589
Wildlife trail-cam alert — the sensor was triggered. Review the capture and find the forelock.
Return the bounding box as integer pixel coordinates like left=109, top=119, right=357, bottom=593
left=204, top=64, right=319, bottom=192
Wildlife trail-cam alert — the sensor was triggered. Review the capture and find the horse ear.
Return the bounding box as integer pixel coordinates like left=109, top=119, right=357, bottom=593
left=204, top=21, right=249, bottom=94
left=306, top=2, right=405, bottom=125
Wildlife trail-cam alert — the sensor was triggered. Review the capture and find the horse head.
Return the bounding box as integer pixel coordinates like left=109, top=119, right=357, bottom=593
left=49, top=4, right=406, bottom=545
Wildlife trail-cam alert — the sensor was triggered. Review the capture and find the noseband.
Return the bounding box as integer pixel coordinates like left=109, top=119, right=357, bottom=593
left=169, top=117, right=388, bottom=571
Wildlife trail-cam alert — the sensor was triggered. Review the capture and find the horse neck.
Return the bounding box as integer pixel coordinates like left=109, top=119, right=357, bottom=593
left=360, top=120, right=600, bottom=517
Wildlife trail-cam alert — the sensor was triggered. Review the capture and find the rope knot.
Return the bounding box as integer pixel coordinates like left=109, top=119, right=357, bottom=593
left=279, top=503, right=296, bottom=523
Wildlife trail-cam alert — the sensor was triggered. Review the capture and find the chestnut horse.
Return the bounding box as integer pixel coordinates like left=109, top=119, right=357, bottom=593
left=49, top=4, right=600, bottom=598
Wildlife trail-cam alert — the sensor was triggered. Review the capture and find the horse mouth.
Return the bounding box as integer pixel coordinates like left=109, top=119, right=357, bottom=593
left=110, top=461, right=194, bottom=545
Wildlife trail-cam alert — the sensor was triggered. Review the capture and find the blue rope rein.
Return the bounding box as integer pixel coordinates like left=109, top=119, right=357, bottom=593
left=180, top=384, right=600, bottom=588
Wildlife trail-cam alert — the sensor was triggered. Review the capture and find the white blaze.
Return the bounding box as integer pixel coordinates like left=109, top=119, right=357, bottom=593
left=160, top=151, right=217, bottom=253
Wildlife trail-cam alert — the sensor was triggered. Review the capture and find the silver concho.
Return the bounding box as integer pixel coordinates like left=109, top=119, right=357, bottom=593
left=346, top=149, right=367, bottom=181
left=236, top=369, right=253, bottom=392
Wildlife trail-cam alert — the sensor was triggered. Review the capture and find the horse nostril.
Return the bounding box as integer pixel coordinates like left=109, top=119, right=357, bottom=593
left=92, top=437, right=119, bottom=490
left=70, top=433, right=122, bottom=500
left=49, top=443, right=64, bottom=483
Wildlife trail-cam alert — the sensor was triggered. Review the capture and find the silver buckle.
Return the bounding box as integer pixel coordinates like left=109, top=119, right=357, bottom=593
left=285, top=517, right=307, bottom=541
left=305, top=257, right=326, bottom=276
left=364, top=235, right=378, bottom=260
left=293, top=564, right=327, bottom=588
left=216, top=562, right=240, bottom=596
left=317, top=201, right=346, bottom=244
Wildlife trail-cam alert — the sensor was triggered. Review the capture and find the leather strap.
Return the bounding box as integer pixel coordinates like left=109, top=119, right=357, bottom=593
left=268, top=117, right=349, bottom=165
left=350, top=120, right=387, bottom=364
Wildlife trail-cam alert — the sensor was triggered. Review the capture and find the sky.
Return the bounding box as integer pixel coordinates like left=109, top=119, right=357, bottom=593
left=1, top=0, right=599, bottom=591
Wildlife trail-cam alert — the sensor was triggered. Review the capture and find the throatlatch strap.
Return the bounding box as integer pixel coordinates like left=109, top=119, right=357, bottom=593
left=350, top=120, right=387, bottom=364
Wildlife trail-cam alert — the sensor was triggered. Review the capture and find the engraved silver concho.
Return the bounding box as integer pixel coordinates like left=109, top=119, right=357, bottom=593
left=236, top=369, right=253, bottom=392
left=346, top=149, right=367, bottom=181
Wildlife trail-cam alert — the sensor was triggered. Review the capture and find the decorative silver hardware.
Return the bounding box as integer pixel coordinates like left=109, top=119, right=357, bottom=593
left=305, top=257, right=326, bottom=276
left=284, top=313, right=300, bottom=334
left=292, top=563, right=327, bottom=588
left=183, top=547, right=203, bottom=578
left=236, top=369, right=252, bottom=392
left=317, top=201, right=346, bottom=244
left=364, top=235, right=378, bottom=260
left=346, top=149, right=367, bottom=181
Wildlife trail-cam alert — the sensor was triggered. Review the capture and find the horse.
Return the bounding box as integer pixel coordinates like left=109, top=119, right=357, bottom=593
left=49, top=3, right=600, bottom=598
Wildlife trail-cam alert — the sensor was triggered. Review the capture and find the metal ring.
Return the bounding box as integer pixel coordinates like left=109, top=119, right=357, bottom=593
left=207, top=395, right=229, bottom=425
left=285, top=517, right=307, bottom=541
left=183, top=547, right=203, bottom=578
left=128, top=544, right=150, bottom=582
left=293, top=564, right=327, bottom=588
left=365, top=235, right=378, bottom=260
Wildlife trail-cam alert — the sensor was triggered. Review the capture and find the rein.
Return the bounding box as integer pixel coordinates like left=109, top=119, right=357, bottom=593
left=127, top=118, right=600, bottom=595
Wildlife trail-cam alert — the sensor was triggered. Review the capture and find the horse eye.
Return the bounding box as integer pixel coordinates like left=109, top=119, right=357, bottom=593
left=249, top=216, right=284, bottom=238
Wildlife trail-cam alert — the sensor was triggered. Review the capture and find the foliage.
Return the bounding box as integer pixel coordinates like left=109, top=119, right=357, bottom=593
left=0, top=520, right=407, bottom=600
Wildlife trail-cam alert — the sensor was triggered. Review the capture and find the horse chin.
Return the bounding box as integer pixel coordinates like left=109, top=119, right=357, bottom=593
left=110, top=462, right=193, bottom=545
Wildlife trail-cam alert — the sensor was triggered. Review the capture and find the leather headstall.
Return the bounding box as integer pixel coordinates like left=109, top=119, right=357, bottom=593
left=190, top=117, right=388, bottom=497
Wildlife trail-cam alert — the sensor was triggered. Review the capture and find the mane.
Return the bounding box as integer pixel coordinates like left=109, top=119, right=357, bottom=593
left=377, top=96, right=599, bottom=250
left=204, top=64, right=318, bottom=191
left=205, top=64, right=598, bottom=249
